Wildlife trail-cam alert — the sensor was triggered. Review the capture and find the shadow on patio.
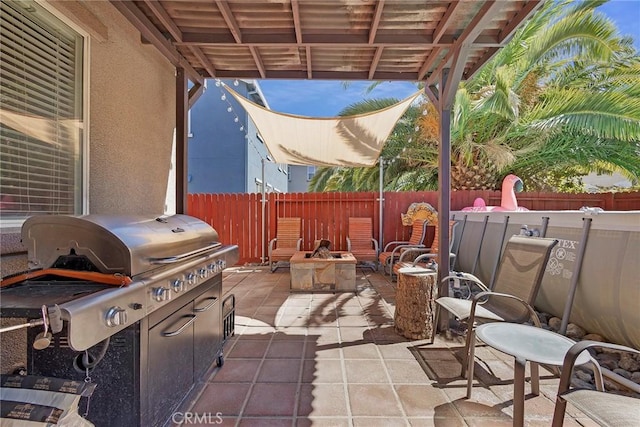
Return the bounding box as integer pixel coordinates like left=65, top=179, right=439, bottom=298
left=178, top=266, right=599, bottom=427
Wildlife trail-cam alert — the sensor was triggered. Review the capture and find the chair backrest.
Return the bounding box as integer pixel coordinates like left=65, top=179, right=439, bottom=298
left=408, top=219, right=428, bottom=246
left=348, top=217, right=374, bottom=249
left=429, top=220, right=458, bottom=255
left=489, top=235, right=558, bottom=322
left=276, top=217, right=301, bottom=248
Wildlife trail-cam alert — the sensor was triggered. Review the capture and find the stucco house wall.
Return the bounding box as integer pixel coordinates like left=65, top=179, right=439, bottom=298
left=84, top=1, right=176, bottom=214
left=1, top=0, right=176, bottom=276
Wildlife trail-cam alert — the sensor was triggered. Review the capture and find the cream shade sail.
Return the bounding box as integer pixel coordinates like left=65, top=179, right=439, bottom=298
left=222, top=83, right=421, bottom=167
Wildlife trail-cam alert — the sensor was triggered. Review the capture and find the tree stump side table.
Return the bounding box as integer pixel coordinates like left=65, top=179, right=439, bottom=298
left=394, top=267, right=437, bottom=340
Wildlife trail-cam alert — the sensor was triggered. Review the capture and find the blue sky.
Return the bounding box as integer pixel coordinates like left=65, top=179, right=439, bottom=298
left=258, top=0, right=640, bottom=117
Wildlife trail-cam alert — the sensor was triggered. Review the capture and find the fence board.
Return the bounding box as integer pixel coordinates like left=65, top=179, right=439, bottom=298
left=187, top=191, right=639, bottom=265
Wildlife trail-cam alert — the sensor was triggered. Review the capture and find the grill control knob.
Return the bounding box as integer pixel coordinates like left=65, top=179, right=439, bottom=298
left=185, top=272, right=197, bottom=286
left=152, top=287, right=171, bottom=302
left=207, top=263, right=217, bottom=273
left=217, top=259, right=226, bottom=270
left=171, top=279, right=185, bottom=293
left=105, top=306, right=128, bottom=327
left=198, top=268, right=208, bottom=279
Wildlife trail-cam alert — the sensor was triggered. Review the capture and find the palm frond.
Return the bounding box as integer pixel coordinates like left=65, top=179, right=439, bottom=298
left=527, top=89, right=640, bottom=141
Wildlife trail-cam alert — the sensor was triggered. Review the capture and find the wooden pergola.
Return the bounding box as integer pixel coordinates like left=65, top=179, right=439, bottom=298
left=110, top=0, right=542, bottom=289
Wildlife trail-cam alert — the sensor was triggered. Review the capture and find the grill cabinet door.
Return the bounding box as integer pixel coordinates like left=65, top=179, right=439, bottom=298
left=148, top=302, right=195, bottom=427
left=194, top=276, right=223, bottom=377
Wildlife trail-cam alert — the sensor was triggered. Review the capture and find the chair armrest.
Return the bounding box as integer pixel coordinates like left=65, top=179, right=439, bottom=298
left=398, top=247, right=430, bottom=263
left=414, top=252, right=456, bottom=266
left=390, top=244, right=426, bottom=260
left=552, top=341, right=640, bottom=427
left=468, top=291, right=541, bottom=326
left=268, top=238, right=277, bottom=256
left=557, top=341, right=640, bottom=395
left=441, top=272, right=490, bottom=293
left=297, top=238, right=302, bottom=250
left=383, top=240, right=410, bottom=252
left=347, top=237, right=379, bottom=253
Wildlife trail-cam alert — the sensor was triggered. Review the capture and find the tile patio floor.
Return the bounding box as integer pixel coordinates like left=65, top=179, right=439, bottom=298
left=179, top=267, right=597, bottom=427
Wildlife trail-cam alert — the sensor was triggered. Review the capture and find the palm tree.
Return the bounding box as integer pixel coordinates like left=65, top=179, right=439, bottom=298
left=311, top=0, right=640, bottom=192
left=450, top=0, right=640, bottom=190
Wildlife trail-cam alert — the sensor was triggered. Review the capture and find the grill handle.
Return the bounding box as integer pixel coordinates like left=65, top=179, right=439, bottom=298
left=194, top=297, right=218, bottom=312
left=148, top=243, right=222, bottom=265
left=161, top=315, right=196, bottom=337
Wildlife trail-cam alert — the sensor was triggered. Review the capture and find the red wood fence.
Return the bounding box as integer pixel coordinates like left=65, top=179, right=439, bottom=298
left=188, top=191, right=640, bottom=265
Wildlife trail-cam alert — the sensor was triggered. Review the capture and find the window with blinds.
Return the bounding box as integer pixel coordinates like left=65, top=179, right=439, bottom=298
left=0, top=0, right=84, bottom=222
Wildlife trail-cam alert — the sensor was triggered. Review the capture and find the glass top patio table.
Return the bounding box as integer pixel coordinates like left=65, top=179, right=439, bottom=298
left=470, top=322, right=592, bottom=427
left=475, top=323, right=591, bottom=366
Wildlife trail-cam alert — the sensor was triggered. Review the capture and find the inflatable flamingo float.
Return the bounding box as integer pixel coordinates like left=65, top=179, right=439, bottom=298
left=462, top=174, right=529, bottom=212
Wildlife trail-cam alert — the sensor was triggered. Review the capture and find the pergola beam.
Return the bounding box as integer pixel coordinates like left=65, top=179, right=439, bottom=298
left=143, top=0, right=216, bottom=80
left=143, top=0, right=181, bottom=42
left=442, top=44, right=469, bottom=109
left=249, top=46, right=266, bottom=78
left=306, top=46, right=312, bottom=79
left=426, top=0, right=502, bottom=85
left=189, top=45, right=217, bottom=78
left=291, top=0, right=303, bottom=44
left=210, top=69, right=435, bottom=80
left=368, top=0, right=385, bottom=44
left=418, top=47, right=442, bottom=80
left=188, top=83, right=204, bottom=110
left=215, top=0, right=242, bottom=43
left=499, top=0, right=543, bottom=42
left=178, top=32, right=504, bottom=47
left=369, top=47, right=384, bottom=80
left=432, top=1, right=460, bottom=44
left=109, top=0, right=202, bottom=84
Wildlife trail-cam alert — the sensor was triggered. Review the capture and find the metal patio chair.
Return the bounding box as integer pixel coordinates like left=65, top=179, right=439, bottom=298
left=552, top=340, right=640, bottom=427
left=346, top=217, right=379, bottom=270
left=435, top=235, right=559, bottom=373
left=268, top=217, right=302, bottom=272
left=393, top=220, right=459, bottom=275
left=378, top=219, right=428, bottom=278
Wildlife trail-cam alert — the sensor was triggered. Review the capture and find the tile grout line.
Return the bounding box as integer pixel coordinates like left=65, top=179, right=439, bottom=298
left=232, top=271, right=278, bottom=427
left=337, top=299, right=355, bottom=427
left=367, top=287, right=412, bottom=427
left=290, top=300, right=311, bottom=427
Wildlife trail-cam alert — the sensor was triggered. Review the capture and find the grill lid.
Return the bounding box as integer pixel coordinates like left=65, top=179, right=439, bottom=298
left=22, top=214, right=220, bottom=277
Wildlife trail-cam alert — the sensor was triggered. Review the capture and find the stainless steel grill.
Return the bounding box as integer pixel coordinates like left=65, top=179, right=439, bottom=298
left=5, top=214, right=237, bottom=350
left=0, top=214, right=239, bottom=427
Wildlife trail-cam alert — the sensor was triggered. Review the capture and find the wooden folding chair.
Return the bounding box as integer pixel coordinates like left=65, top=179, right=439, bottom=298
left=346, top=217, right=379, bottom=270
left=378, top=219, right=428, bottom=278
left=268, top=217, right=302, bottom=272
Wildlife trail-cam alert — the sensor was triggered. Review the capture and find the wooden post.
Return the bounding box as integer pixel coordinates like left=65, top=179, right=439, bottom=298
left=394, top=267, right=437, bottom=340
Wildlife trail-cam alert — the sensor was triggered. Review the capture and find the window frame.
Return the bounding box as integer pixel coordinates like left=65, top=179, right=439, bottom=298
left=307, top=166, right=316, bottom=181
left=0, top=0, right=89, bottom=228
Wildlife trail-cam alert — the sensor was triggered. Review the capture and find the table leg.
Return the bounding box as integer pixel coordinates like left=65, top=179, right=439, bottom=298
left=466, top=329, right=477, bottom=399
left=513, top=357, right=526, bottom=427
left=530, top=362, right=540, bottom=395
